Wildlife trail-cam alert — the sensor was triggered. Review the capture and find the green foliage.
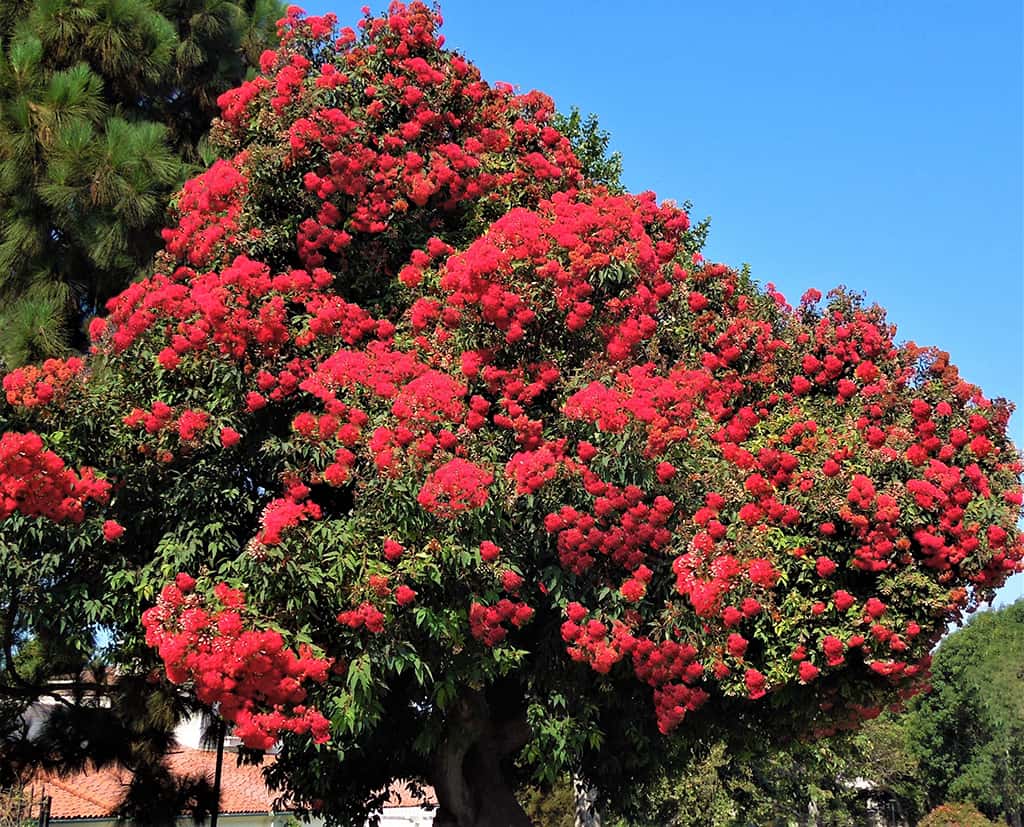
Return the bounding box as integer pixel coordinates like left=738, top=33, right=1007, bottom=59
left=592, top=604, right=1023, bottom=826
left=552, top=108, right=624, bottom=193
left=600, top=731, right=877, bottom=827
left=906, top=600, right=1024, bottom=822
left=0, top=0, right=282, bottom=366
left=849, top=712, right=925, bottom=823
left=519, top=776, right=575, bottom=827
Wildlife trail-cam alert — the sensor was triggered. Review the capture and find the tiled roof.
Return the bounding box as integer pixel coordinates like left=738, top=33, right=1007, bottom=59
left=33, top=749, right=435, bottom=819
left=384, top=782, right=434, bottom=809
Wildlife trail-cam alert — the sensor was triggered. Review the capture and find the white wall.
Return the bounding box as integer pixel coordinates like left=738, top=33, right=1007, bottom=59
left=377, top=806, right=434, bottom=827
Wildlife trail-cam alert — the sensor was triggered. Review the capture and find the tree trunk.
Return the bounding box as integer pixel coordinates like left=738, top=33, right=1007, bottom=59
left=430, top=690, right=533, bottom=827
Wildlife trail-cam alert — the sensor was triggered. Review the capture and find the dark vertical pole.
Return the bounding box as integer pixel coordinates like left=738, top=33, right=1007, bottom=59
left=210, top=719, right=225, bottom=827
left=37, top=793, right=50, bottom=827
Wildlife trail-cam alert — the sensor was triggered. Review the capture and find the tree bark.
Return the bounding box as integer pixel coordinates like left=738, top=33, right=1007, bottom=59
left=430, top=690, right=533, bottom=827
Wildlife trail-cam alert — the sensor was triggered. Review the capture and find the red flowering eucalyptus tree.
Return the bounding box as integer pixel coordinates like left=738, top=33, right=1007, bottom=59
left=1, top=4, right=1022, bottom=826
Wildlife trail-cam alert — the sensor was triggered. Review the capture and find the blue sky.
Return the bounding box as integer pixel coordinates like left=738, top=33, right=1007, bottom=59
left=306, top=1, right=1023, bottom=604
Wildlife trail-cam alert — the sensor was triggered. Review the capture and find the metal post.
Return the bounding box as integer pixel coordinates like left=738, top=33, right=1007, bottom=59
left=210, top=719, right=225, bottom=827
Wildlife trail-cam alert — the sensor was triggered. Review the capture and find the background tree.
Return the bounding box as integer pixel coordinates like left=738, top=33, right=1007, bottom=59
left=0, top=0, right=281, bottom=367
left=0, top=4, right=1021, bottom=827
left=599, top=603, right=1022, bottom=826
left=850, top=712, right=925, bottom=824
left=906, top=600, right=1024, bottom=825
left=587, top=713, right=925, bottom=825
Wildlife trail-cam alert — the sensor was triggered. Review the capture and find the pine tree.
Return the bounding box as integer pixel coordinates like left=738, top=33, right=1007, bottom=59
left=0, top=0, right=281, bottom=367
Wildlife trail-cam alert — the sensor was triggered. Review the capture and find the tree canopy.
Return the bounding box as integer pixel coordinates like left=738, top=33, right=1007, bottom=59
left=605, top=599, right=1024, bottom=826
left=907, top=600, right=1024, bottom=823
left=0, top=4, right=1021, bottom=826
left=0, top=0, right=281, bottom=367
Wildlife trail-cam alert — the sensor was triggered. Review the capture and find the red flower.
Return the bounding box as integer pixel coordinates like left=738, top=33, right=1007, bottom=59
left=220, top=427, right=242, bottom=447
left=417, top=458, right=493, bottom=517
left=727, top=633, right=748, bottom=658
left=741, top=598, right=762, bottom=617
left=103, top=520, right=125, bottom=542
left=395, top=585, right=417, bottom=606
left=744, top=668, right=767, bottom=699
left=158, top=348, right=180, bottom=371
left=688, top=291, right=709, bottom=312
left=815, top=557, right=837, bottom=577
left=383, top=538, right=404, bottom=562
left=747, top=559, right=779, bottom=588
left=620, top=579, right=645, bottom=602
left=88, top=317, right=107, bottom=341
left=865, top=597, right=887, bottom=619
left=566, top=602, right=588, bottom=623
left=177, top=410, right=209, bottom=442
left=361, top=603, right=386, bottom=633
left=655, top=461, right=676, bottom=482
left=822, top=635, right=845, bottom=666
left=833, top=590, right=855, bottom=612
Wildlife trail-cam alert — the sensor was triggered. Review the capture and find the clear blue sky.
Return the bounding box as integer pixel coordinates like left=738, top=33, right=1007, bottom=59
left=305, top=1, right=1024, bottom=605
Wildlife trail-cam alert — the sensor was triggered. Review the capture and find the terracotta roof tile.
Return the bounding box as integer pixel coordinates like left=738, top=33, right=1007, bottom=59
left=33, top=750, right=435, bottom=819
left=384, top=782, right=434, bottom=809
left=166, top=749, right=281, bottom=814
left=34, top=767, right=126, bottom=819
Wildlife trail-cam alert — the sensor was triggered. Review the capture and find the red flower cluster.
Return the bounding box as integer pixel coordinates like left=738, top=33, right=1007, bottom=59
left=468, top=599, right=534, bottom=646
left=337, top=602, right=386, bottom=633
left=102, top=519, right=125, bottom=542
left=142, top=576, right=331, bottom=750
left=105, top=255, right=338, bottom=363
left=437, top=190, right=687, bottom=359
left=3, top=357, right=84, bottom=409
left=564, top=364, right=714, bottom=453
left=161, top=159, right=247, bottom=268
left=544, top=480, right=675, bottom=575
left=560, top=603, right=709, bottom=733
left=416, top=458, right=493, bottom=517
left=215, top=2, right=580, bottom=279
left=0, top=432, right=109, bottom=522
left=256, top=495, right=322, bottom=546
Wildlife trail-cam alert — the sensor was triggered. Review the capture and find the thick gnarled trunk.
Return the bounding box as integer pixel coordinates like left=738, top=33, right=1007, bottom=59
left=430, top=690, right=533, bottom=827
